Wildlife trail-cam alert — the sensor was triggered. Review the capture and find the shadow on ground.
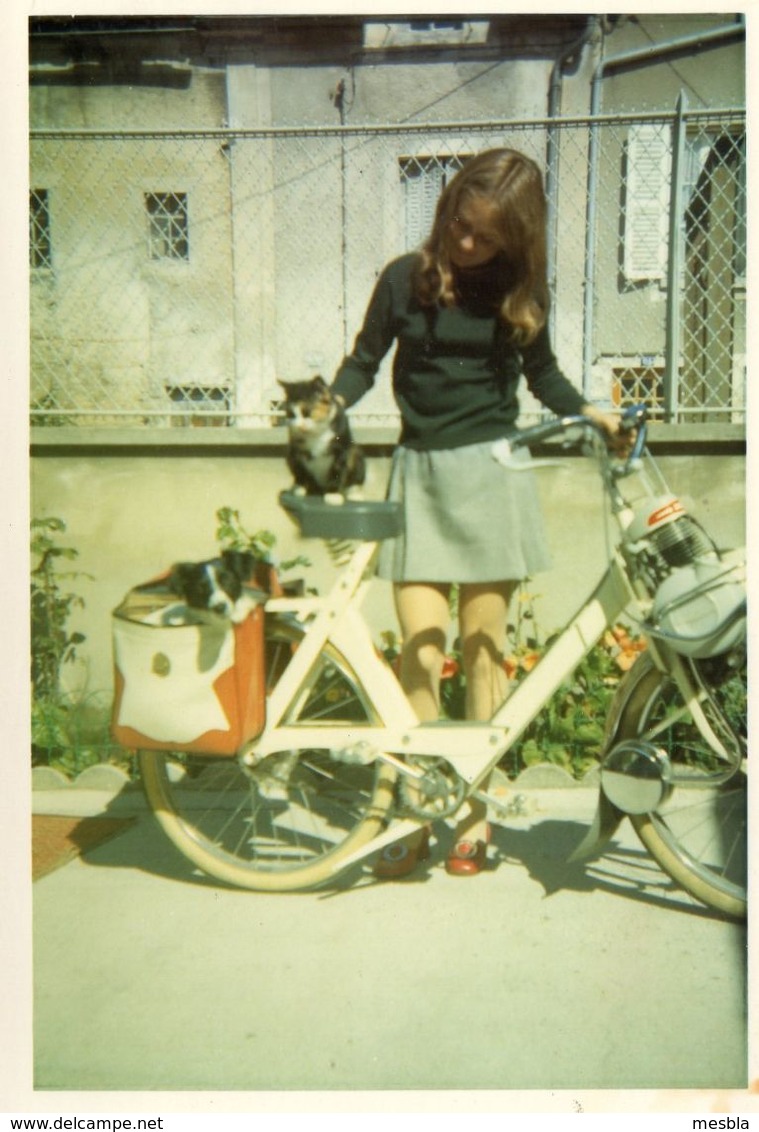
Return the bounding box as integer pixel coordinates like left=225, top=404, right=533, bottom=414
left=72, top=792, right=728, bottom=923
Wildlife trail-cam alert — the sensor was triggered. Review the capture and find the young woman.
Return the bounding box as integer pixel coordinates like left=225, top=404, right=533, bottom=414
left=331, top=148, right=623, bottom=878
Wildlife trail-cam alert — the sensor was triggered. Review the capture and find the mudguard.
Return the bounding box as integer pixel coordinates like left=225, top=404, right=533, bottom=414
left=567, top=791, right=625, bottom=863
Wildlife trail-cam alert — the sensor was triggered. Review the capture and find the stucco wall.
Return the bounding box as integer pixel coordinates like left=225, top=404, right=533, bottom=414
left=30, top=447, right=746, bottom=706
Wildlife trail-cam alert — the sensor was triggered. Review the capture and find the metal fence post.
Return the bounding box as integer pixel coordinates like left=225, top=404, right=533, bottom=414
left=581, top=114, right=600, bottom=402
left=663, top=91, right=688, bottom=422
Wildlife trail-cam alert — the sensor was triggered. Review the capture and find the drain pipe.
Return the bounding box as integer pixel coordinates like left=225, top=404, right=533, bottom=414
left=545, top=16, right=598, bottom=326
left=581, top=16, right=746, bottom=399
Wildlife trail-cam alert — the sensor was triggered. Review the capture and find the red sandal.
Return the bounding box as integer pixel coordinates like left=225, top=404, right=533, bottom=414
left=373, top=827, right=431, bottom=880
left=445, top=824, right=490, bottom=877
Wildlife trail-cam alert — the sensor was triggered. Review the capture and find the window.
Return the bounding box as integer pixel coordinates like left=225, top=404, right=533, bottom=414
left=612, top=363, right=665, bottom=419
left=30, top=189, right=52, bottom=270
left=166, top=385, right=230, bottom=427
left=399, top=155, right=468, bottom=250
left=364, top=20, right=490, bottom=49
left=145, top=192, right=189, bottom=261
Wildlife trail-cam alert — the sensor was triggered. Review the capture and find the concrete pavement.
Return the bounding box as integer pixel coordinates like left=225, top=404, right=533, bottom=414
left=31, top=782, right=748, bottom=1094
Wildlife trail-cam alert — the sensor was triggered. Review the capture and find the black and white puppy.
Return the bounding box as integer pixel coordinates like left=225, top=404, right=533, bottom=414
left=168, top=549, right=257, bottom=624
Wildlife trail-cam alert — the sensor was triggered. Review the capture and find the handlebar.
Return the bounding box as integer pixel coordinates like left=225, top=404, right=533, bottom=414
left=509, top=403, right=648, bottom=477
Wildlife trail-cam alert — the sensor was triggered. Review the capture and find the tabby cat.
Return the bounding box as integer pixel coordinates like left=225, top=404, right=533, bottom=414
left=280, top=376, right=365, bottom=502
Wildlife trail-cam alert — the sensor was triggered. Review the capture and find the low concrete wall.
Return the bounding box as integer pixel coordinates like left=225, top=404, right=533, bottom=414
left=30, top=443, right=745, bottom=705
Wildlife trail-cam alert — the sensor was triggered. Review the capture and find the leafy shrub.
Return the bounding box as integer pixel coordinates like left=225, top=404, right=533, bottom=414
left=502, top=625, right=646, bottom=779
left=30, top=517, right=127, bottom=776
left=31, top=517, right=88, bottom=702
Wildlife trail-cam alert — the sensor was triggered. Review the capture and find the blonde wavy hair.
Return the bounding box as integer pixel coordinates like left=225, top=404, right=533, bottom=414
left=413, top=148, right=549, bottom=346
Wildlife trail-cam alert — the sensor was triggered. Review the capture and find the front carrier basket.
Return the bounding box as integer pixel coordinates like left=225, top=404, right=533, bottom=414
left=111, top=580, right=266, bottom=756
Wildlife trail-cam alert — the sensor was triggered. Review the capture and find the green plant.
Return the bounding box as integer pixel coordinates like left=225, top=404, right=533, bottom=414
left=32, top=690, right=132, bottom=778
left=30, top=517, right=89, bottom=702
left=504, top=625, right=646, bottom=779
left=215, top=506, right=310, bottom=574
left=30, top=393, right=68, bottom=428
left=30, top=517, right=138, bottom=777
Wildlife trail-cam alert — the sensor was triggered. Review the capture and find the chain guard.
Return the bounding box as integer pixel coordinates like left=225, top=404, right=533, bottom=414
left=399, top=756, right=467, bottom=820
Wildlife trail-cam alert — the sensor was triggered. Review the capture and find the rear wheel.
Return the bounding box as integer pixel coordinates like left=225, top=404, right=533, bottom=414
left=613, top=648, right=746, bottom=918
left=139, top=616, right=396, bottom=891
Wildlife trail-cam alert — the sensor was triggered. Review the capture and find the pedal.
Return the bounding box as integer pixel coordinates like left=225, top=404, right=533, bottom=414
left=473, top=789, right=530, bottom=818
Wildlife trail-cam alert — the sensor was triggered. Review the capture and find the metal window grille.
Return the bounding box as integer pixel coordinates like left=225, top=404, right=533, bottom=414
left=167, top=384, right=231, bottom=427
left=612, top=365, right=666, bottom=418
left=145, top=191, right=189, bottom=261
left=30, top=188, right=52, bottom=270
left=399, top=155, right=467, bottom=250
left=29, top=108, right=745, bottom=429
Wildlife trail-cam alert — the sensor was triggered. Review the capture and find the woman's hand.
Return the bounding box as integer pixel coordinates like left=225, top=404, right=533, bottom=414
left=581, top=404, right=636, bottom=457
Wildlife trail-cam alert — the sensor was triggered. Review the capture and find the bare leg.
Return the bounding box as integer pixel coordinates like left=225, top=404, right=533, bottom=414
left=394, top=581, right=451, bottom=722
left=373, top=582, right=451, bottom=875
left=454, top=580, right=517, bottom=842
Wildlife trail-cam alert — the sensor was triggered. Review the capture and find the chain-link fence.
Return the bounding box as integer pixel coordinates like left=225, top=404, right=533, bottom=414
left=30, top=107, right=745, bottom=429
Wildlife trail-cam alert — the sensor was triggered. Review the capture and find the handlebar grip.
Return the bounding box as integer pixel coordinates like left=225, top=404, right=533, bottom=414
left=618, top=403, right=648, bottom=474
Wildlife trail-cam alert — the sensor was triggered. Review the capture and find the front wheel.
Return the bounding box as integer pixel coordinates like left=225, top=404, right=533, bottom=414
left=612, top=647, right=747, bottom=919
left=140, top=616, right=396, bottom=892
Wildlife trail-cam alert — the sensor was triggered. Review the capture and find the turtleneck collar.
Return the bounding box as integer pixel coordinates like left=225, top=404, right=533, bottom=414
left=453, top=253, right=512, bottom=312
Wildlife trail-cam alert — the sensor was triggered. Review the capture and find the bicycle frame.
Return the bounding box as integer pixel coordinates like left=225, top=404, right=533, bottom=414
left=234, top=406, right=745, bottom=882
left=253, top=541, right=641, bottom=786
left=241, top=516, right=661, bottom=877
left=131, top=405, right=746, bottom=910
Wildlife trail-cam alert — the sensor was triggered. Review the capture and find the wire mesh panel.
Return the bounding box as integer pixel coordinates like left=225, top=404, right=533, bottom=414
left=29, top=110, right=745, bottom=428
left=680, top=124, right=746, bottom=422
left=30, top=132, right=236, bottom=425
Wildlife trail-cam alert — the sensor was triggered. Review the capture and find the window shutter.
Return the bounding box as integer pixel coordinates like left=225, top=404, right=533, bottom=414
left=403, top=162, right=444, bottom=250
left=624, top=125, right=672, bottom=281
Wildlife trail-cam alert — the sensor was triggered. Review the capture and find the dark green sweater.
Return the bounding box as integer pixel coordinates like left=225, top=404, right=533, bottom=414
left=333, top=252, right=587, bottom=451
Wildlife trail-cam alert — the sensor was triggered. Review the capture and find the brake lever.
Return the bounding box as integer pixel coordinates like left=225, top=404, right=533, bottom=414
left=490, top=437, right=565, bottom=471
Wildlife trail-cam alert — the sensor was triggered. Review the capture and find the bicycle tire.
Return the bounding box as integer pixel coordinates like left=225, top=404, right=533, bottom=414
left=139, top=615, right=396, bottom=892
left=611, top=648, right=747, bottom=919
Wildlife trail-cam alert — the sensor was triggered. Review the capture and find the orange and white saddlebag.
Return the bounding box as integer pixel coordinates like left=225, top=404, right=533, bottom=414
left=111, top=584, right=266, bottom=756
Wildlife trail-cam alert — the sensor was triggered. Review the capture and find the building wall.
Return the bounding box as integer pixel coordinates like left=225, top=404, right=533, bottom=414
left=29, top=14, right=745, bottom=428
left=598, top=15, right=745, bottom=112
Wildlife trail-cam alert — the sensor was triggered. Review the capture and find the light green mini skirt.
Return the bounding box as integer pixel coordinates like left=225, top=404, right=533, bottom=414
left=377, top=439, right=552, bottom=584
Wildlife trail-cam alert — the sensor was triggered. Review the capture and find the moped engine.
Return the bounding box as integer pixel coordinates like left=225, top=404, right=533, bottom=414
left=625, top=495, right=714, bottom=582
left=623, top=496, right=745, bottom=658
